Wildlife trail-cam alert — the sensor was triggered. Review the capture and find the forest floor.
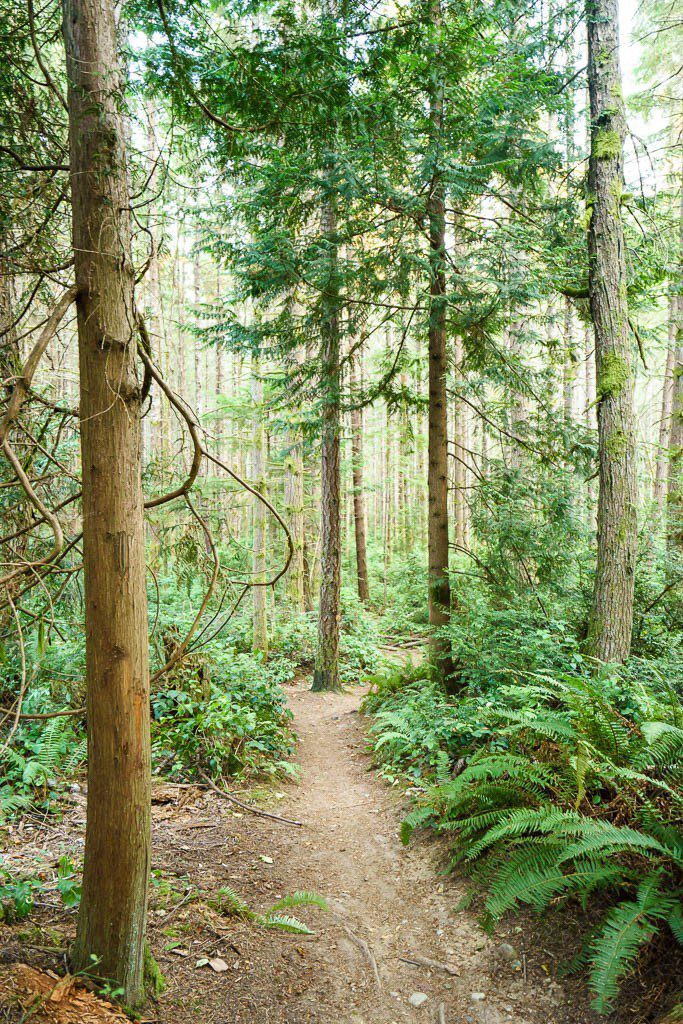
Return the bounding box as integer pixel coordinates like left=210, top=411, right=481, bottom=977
left=1, top=678, right=630, bottom=1024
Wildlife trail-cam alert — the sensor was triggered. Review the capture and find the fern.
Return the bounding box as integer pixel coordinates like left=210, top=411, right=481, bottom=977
left=212, top=886, right=328, bottom=935
left=260, top=914, right=313, bottom=934
left=381, top=667, right=683, bottom=1013
left=265, top=891, right=329, bottom=914
left=589, top=874, right=676, bottom=1012
left=213, top=886, right=253, bottom=919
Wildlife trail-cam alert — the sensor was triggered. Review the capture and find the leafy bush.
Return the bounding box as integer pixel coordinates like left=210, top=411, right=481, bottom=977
left=151, top=645, right=295, bottom=781
left=396, top=672, right=682, bottom=1013
left=0, top=870, right=38, bottom=923
left=0, top=856, right=81, bottom=922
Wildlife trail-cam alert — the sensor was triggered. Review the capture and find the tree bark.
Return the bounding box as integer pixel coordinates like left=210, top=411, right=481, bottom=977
left=585, top=0, right=637, bottom=663
left=251, top=358, right=269, bottom=656
left=312, top=192, right=341, bottom=691
left=563, top=297, right=576, bottom=422
left=350, top=355, right=370, bottom=603
left=426, top=5, right=455, bottom=689
left=668, top=327, right=683, bottom=553
left=64, top=0, right=151, bottom=1004
left=654, top=336, right=675, bottom=509
left=667, top=186, right=683, bottom=551
left=453, top=336, right=468, bottom=549
left=0, top=267, right=19, bottom=384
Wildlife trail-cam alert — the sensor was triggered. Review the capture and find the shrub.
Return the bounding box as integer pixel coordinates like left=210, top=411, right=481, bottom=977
left=397, top=672, right=683, bottom=1013
left=151, top=645, right=295, bottom=781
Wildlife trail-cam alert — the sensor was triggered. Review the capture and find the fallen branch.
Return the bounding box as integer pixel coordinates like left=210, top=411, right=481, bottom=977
left=343, top=925, right=382, bottom=989
left=398, top=954, right=459, bottom=976
left=199, top=771, right=304, bottom=827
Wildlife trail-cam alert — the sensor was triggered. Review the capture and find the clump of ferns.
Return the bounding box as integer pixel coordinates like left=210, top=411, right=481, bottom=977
left=209, top=887, right=328, bottom=935
left=401, top=674, right=683, bottom=1013
left=0, top=718, right=86, bottom=819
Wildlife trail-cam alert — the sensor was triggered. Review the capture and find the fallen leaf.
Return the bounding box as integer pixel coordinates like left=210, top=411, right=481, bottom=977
left=259, top=855, right=274, bottom=864
left=195, top=958, right=209, bottom=968
left=209, top=957, right=229, bottom=973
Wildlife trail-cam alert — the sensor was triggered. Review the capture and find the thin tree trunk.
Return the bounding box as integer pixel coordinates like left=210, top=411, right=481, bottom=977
left=284, top=427, right=306, bottom=611
left=0, top=268, right=19, bottom=383
left=383, top=391, right=392, bottom=604
left=64, top=0, right=151, bottom=1004
left=654, top=335, right=675, bottom=509
left=312, top=189, right=341, bottom=691
left=251, top=358, right=269, bottom=656
left=426, top=4, right=455, bottom=689
left=193, top=250, right=202, bottom=424
left=585, top=0, right=637, bottom=663
left=350, top=355, right=370, bottom=603
left=667, top=185, right=683, bottom=551
left=563, top=297, right=576, bottom=422
left=453, top=336, right=468, bottom=549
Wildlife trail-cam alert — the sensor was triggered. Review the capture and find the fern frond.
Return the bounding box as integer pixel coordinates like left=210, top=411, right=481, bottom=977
left=400, top=806, right=433, bottom=844
left=214, top=886, right=252, bottom=918
left=266, top=891, right=328, bottom=914
left=589, top=874, right=674, bottom=1012
left=261, top=913, right=314, bottom=934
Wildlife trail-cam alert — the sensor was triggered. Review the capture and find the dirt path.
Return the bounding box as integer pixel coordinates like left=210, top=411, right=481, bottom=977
left=152, top=682, right=580, bottom=1024
left=1, top=682, right=595, bottom=1024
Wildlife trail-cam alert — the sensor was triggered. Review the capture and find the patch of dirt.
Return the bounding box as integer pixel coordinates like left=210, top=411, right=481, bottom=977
left=0, top=681, right=661, bottom=1023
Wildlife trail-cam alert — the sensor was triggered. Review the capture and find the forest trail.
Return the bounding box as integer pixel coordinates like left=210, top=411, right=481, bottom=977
left=159, top=681, right=581, bottom=1024
left=0, top=680, right=591, bottom=1024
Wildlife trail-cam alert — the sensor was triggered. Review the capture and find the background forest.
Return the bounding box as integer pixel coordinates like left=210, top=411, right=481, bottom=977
left=0, top=0, right=681, bottom=1018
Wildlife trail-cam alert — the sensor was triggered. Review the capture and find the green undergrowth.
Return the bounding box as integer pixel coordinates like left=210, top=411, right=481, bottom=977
left=363, top=663, right=683, bottom=1013
left=210, top=886, right=329, bottom=935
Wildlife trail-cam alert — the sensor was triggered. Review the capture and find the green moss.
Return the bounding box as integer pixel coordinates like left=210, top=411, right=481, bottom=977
left=598, top=352, right=630, bottom=398
left=616, top=507, right=636, bottom=547
left=605, top=429, right=629, bottom=460
left=144, top=943, right=167, bottom=997
left=594, top=129, right=621, bottom=160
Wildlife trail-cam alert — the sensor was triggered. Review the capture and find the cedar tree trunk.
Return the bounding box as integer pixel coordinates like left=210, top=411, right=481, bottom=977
left=64, top=0, right=151, bottom=1004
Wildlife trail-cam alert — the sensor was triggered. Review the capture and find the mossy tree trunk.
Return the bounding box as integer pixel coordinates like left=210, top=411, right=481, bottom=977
left=312, top=190, right=342, bottom=692
left=64, top=0, right=151, bottom=1005
left=585, top=0, right=637, bottom=663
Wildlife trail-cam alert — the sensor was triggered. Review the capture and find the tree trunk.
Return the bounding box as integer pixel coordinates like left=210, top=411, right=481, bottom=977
left=654, top=336, right=675, bottom=509
left=283, top=345, right=306, bottom=612
left=563, top=297, right=576, bottom=422
left=251, top=358, right=269, bottom=656
left=193, top=251, right=203, bottom=424
left=585, top=0, right=637, bottom=663
left=64, top=0, right=151, bottom=1005
left=426, top=9, right=455, bottom=689
left=312, top=192, right=341, bottom=691
left=667, top=186, right=683, bottom=551
left=0, top=267, right=19, bottom=383
left=350, top=355, right=370, bottom=603
left=453, top=337, right=468, bottom=549
left=668, top=333, right=683, bottom=553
